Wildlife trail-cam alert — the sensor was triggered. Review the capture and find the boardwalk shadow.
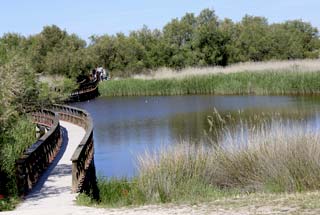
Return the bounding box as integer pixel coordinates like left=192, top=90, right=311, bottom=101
left=25, top=126, right=72, bottom=200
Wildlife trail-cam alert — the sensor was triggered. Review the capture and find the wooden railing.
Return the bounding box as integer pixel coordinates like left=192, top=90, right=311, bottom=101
left=52, top=104, right=95, bottom=193
left=15, top=105, right=95, bottom=195
left=69, top=79, right=99, bottom=102
left=16, top=110, right=61, bottom=195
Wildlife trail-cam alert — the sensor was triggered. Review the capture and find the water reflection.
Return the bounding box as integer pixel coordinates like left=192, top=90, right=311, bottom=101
left=73, top=95, right=320, bottom=178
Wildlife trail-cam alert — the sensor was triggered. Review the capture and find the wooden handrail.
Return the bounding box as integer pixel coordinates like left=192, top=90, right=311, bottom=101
left=69, top=79, right=99, bottom=102
left=15, top=105, right=95, bottom=195
left=16, top=110, right=61, bottom=195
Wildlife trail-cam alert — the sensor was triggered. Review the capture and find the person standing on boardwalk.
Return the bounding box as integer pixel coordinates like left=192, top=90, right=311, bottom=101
left=92, top=68, right=97, bottom=80
left=96, top=66, right=103, bottom=81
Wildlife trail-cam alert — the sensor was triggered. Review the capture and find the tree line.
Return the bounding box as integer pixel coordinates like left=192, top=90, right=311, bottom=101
left=0, top=8, right=319, bottom=79
left=91, top=10, right=319, bottom=76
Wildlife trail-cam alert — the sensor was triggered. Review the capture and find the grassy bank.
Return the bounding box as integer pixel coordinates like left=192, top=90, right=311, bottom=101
left=100, top=70, right=320, bottom=97
left=78, top=112, right=320, bottom=207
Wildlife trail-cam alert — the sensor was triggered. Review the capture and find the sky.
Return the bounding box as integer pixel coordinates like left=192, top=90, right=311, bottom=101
left=1, top=0, right=320, bottom=42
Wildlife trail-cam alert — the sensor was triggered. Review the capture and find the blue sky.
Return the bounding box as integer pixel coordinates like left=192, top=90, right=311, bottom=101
left=1, top=0, right=320, bottom=41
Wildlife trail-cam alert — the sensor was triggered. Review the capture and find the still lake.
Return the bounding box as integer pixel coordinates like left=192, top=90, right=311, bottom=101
left=73, top=95, right=320, bottom=178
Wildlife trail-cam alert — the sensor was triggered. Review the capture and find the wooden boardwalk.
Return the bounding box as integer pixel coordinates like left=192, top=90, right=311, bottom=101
left=4, top=121, right=85, bottom=214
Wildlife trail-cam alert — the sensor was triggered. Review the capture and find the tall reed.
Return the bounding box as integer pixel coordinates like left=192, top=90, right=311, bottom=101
left=133, top=59, right=320, bottom=80
left=136, top=112, right=320, bottom=202
left=100, top=70, right=320, bottom=97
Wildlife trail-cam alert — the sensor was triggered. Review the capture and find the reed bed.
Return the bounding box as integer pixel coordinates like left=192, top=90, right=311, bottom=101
left=133, top=59, right=320, bottom=80
left=136, top=114, right=320, bottom=202
left=100, top=70, right=320, bottom=97
left=78, top=112, right=320, bottom=206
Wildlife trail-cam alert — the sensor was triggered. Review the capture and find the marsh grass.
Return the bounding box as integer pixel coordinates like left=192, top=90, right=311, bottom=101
left=100, top=70, right=320, bottom=97
left=137, top=112, right=320, bottom=199
left=78, top=111, right=320, bottom=207
left=133, top=59, right=320, bottom=80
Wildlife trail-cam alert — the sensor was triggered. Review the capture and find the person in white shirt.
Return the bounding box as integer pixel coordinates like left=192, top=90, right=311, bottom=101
left=96, top=66, right=103, bottom=81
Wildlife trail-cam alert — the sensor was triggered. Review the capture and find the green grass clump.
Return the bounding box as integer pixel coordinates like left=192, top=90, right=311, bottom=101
left=77, top=176, right=237, bottom=207
left=77, top=178, right=147, bottom=207
left=0, top=197, right=19, bottom=211
left=99, top=71, right=320, bottom=97
left=76, top=179, right=141, bottom=207
left=97, top=178, right=146, bottom=206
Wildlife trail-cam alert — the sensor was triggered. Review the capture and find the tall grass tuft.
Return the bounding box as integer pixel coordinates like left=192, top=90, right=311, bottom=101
left=137, top=112, right=320, bottom=201
left=100, top=71, right=320, bottom=97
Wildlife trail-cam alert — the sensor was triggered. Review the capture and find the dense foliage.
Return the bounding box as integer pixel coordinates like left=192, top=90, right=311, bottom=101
left=0, top=26, right=90, bottom=77
left=89, top=9, right=320, bottom=77
left=0, top=58, right=37, bottom=209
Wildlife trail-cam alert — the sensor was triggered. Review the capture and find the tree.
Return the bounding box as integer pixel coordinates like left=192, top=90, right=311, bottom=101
left=130, top=26, right=165, bottom=69
left=193, top=9, right=226, bottom=66
left=89, top=35, right=117, bottom=70
left=219, top=18, right=238, bottom=64
left=232, top=15, right=271, bottom=62
left=0, top=33, right=26, bottom=65
left=27, top=25, right=87, bottom=77
left=283, top=20, right=319, bottom=58
left=161, top=13, right=198, bottom=68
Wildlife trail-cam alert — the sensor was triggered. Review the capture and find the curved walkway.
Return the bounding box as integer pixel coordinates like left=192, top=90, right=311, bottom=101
left=1, top=121, right=86, bottom=214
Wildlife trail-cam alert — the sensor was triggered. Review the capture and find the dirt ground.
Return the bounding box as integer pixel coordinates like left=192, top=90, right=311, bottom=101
left=2, top=190, right=320, bottom=214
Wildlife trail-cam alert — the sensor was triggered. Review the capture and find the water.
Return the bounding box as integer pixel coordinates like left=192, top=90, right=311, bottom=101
left=73, top=95, right=320, bottom=178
